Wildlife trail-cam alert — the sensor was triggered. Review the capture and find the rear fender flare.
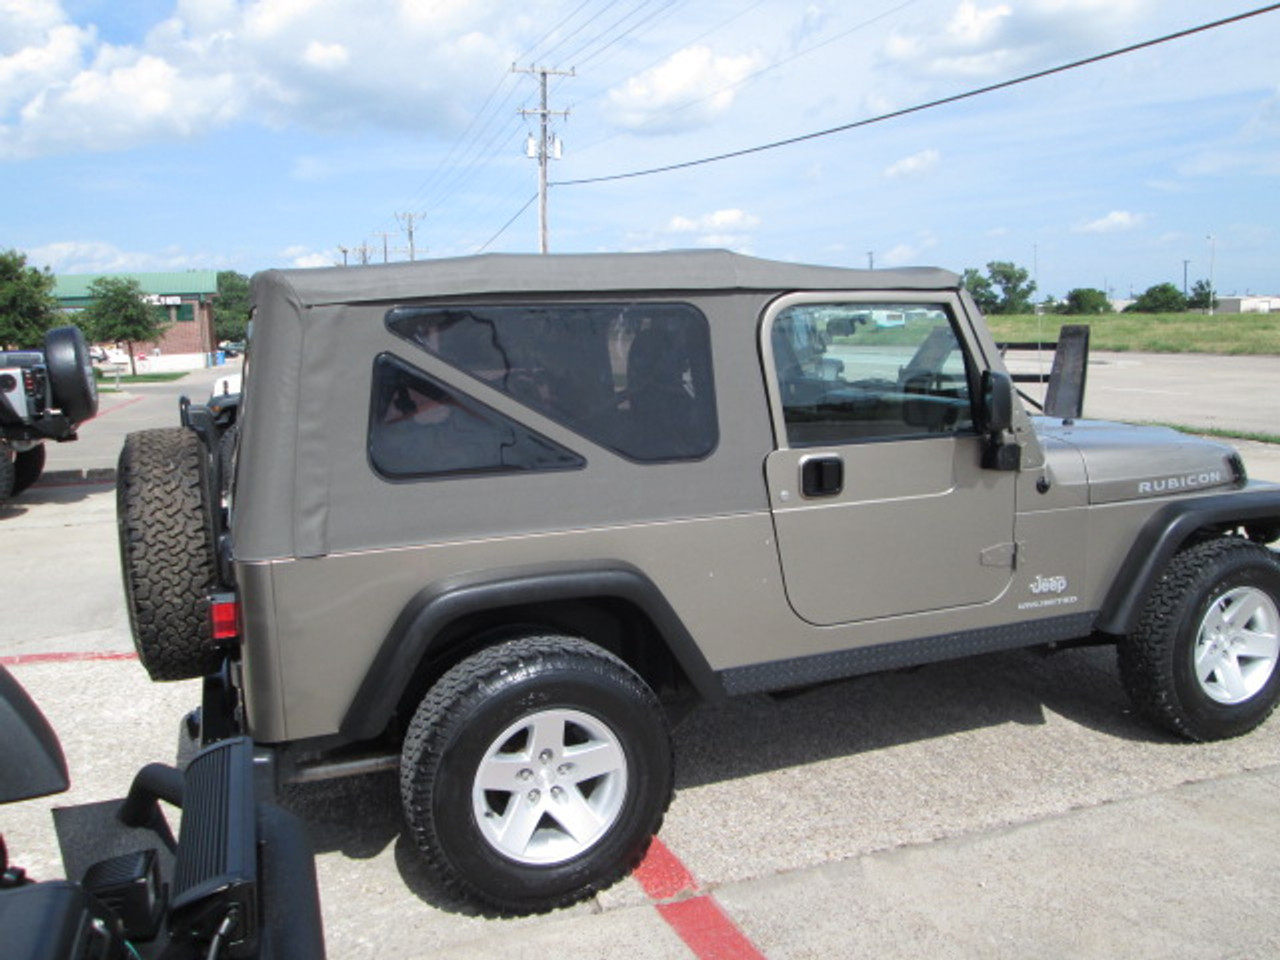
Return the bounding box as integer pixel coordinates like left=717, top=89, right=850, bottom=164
left=340, top=561, right=723, bottom=741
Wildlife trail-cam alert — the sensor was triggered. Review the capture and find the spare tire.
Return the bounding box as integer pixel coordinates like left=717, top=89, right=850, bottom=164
left=117, top=428, right=222, bottom=681
left=44, top=325, right=98, bottom=423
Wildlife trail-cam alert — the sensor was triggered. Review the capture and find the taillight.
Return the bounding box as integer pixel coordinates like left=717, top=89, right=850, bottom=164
left=209, top=595, right=241, bottom=642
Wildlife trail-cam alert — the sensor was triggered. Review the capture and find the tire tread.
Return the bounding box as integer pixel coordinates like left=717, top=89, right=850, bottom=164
left=400, top=635, right=673, bottom=914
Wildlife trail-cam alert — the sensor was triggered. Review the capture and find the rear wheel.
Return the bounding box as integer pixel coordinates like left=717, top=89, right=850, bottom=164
left=117, top=428, right=222, bottom=680
left=400, top=635, right=673, bottom=914
left=1120, top=538, right=1280, bottom=741
left=12, top=444, right=46, bottom=496
left=0, top=449, right=14, bottom=502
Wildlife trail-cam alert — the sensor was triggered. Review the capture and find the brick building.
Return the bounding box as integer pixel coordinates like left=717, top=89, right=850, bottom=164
left=54, top=271, right=220, bottom=369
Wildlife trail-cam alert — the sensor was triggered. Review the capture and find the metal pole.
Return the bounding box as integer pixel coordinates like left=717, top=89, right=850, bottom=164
left=516, top=65, right=572, bottom=255
left=538, top=70, right=549, bottom=255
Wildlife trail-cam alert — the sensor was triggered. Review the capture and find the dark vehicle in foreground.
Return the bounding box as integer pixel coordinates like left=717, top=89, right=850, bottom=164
left=0, top=665, right=324, bottom=959
left=115, top=251, right=1280, bottom=915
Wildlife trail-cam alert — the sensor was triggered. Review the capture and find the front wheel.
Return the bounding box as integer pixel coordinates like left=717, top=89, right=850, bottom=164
left=400, top=635, right=673, bottom=914
left=1119, top=538, right=1280, bottom=741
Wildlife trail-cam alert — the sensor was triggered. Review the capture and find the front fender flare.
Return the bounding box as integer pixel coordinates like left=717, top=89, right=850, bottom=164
left=1095, top=486, right=1280, bottom=637
left=340, top=560, right=724, bottom=741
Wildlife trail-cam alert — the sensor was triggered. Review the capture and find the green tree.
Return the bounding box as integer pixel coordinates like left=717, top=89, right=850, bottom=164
left=963, top=261, right=1037, bottom=314
left=986, top=261, right=1037, bottom=314
left=1127, top=282, right=1187, bottom=313
left=80, top=276, right=167, bottom=375
left=1060, top=287, right=1113, bottom=315
left=215, top=270, right=251, bottom=343
left=0, top=249, right=59, bottom=348
left=1187, top=279, right=1217, bottom=311
left=961, top=267, right=998, bottom=314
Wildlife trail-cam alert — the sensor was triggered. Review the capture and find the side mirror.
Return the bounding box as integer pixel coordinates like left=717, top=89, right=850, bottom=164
left=980, top=370, right=1020, bottom=471
left=981, top=370, right=1014, bottom=435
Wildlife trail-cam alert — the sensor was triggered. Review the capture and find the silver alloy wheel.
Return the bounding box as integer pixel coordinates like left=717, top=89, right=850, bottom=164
left=471, top=708, right=628, bottom=865
left=1194, top=585, right=1280, bottom=705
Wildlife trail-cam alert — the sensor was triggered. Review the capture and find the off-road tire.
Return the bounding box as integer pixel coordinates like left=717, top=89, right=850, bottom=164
left=117, top=428, right=222, bottom=680
left=0, top=449, right=14, bottom=502
left=400, top=635, right=673, bottom=914
left=1119, top=537, right=1280, bottom=741
left=43, top=326, right=98, bottom=423
left=12, top=444, right=46, bottom=496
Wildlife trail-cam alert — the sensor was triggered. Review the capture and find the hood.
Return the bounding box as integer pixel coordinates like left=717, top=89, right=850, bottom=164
left=1035, top=418, right=1244, bottom=505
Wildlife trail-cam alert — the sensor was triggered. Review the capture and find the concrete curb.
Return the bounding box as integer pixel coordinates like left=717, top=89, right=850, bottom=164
left=37, top=468, right=117, bottom=487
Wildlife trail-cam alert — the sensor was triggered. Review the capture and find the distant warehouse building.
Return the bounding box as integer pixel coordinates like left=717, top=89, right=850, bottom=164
left=1216, top=295, right=1279, bottom=314
left=54, top=271, right=220, bottom=370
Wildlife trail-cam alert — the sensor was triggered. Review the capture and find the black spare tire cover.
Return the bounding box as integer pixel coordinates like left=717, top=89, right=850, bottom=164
left=43, top=326, right=98, bottom=423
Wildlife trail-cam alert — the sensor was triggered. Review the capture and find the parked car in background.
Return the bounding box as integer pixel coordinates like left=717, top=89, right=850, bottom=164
left=0, top=326, right=97, bottom=501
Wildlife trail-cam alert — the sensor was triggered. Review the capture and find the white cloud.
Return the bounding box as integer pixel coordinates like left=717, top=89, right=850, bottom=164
left=667, top=209, right=760, bottom=234
left=879, top=231, right=939, bottom=267
left=881, top=0, right=1146, bottom=82
left=1075, top=210, right=1145, bottom=234
left=282, top=246, right=337, bottom=268
left=303, top=41, right=349, bottom=70
left=0, top=0, right=517, bottom=158
left=625, top=208, right=761, bottom=252
left=884, top=148, right=940, bottom=179
left=28, top=240, right=216, bottom=273
left=607, top=45, right=764, bottom=133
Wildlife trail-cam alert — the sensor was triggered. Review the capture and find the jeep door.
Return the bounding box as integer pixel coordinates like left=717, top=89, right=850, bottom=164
left=761, top=293, right=1016, bottom=626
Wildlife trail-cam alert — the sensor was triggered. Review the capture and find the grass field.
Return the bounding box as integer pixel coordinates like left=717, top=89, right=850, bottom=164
left=983, top=311, right=1280, bottom=355
left=93, top=369, right=188, bottom=387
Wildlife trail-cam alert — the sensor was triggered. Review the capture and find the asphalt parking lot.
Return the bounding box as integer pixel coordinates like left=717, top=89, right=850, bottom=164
left=3, top=353, right=1279, bottom=959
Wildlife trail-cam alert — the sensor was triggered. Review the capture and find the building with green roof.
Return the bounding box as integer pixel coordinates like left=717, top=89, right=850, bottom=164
left=54, top=270, right=220, bottom=368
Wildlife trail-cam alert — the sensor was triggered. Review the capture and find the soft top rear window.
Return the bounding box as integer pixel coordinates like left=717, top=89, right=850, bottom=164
left=386, top=302, right=717, bottom=462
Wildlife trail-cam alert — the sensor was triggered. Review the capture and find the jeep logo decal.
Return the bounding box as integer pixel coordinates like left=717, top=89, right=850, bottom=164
left=1029, top=575, right=1068, bottom=595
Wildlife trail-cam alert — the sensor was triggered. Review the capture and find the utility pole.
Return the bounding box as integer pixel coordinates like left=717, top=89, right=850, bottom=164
left=514, top=64, right=574, bottom=254
left=338, top=245, right=349, bottom=267
left=1206, top=234, right=1217, bottom=316
left=372, top=231, right=392, bottom=263
left=1182, top=259, right=1191, bottom=297
left=396, top=212, right=425, bottom=261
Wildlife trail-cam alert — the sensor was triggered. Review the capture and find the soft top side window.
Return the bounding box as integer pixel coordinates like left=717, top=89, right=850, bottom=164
left=770, top=302, right=976, bottom=447
left=368, top=353, right=585, bottom=480
left=386, top=302, right=717, bottom=462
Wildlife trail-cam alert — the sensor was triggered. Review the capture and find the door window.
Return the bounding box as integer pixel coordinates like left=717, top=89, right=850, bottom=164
left=769, top=302, right=975, bottom=447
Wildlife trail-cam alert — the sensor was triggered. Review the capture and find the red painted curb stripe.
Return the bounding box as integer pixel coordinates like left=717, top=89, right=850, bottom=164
left=90, top=395, right=145, bottom=419
left=657, top=897, right=769, bottom=960
left=634, top=837, right=699, bottom=900
left=0, top=651, right=137, bottom=666
left=635, top=838, right=768, bottom=960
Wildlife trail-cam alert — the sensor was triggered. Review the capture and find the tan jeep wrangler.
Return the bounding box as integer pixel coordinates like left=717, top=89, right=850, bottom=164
left=116, top=251, right=1280, bottom=913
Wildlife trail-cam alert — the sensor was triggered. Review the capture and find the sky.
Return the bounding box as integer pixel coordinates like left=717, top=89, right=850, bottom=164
left=2, top=0, right=1278, bottom=300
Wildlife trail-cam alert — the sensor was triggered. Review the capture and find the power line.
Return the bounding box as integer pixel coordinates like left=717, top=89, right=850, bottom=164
left=564, top=0, right=920, bottom=157
left=554, top=3, right=1280, bottom=188
left=476, top=193, right=539, bottom=253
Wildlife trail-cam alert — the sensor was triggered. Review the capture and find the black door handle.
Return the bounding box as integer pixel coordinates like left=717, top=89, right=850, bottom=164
left=801, top=456, right=843, bottom=497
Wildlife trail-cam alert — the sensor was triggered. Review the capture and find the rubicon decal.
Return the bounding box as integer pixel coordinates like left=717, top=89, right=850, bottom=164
left=1138, top=471, right=1223, bottom=495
